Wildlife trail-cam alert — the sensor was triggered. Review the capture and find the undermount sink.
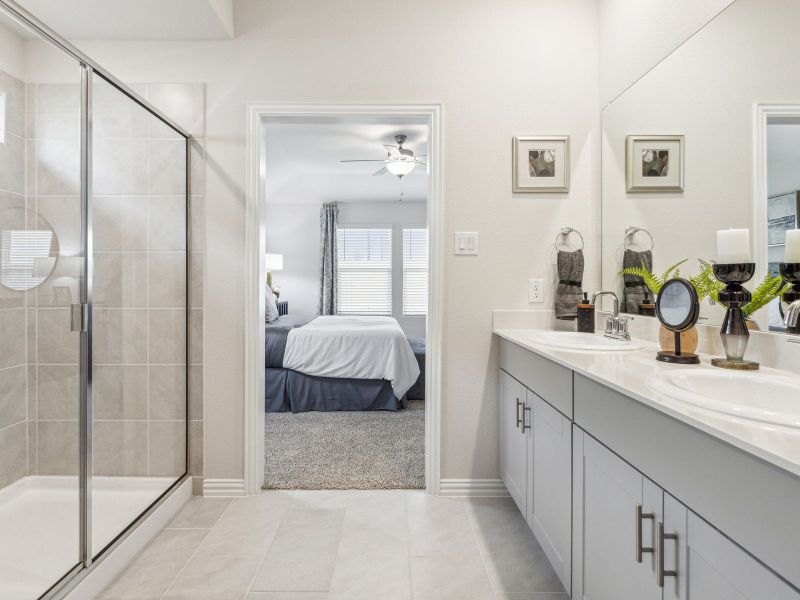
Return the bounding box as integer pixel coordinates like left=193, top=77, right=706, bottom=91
left=647, top=369, right=800, bottom=428
left=526, top=331, right=644, bottom=352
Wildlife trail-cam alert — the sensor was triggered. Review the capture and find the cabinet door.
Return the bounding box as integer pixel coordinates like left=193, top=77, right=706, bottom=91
left=572, top=429, right=662, bottom=600
left=499, top=370, right=527, bottom=515
left=663, top=494, right=800, bottom=600
left=529, top=392, right=571, bottom=593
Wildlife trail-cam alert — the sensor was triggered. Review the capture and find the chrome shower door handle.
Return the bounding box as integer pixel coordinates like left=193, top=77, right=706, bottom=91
left=635, top=504, right=655, bottom=562
left=657, top=522, right=678, bottom=587
left=521, top=403, right=532, bottom=433
left=71, top=303, right=87, bottom=333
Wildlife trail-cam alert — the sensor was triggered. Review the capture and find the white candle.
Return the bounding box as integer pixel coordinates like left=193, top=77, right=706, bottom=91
left=716, top=228, right=751, bottom=264
left=786, top=229, right=800, bottom=263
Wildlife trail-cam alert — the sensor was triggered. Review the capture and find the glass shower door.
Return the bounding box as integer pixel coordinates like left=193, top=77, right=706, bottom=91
left=0, top=8, right=85, bottom=597
left=89, top=73, right=188, bottom=558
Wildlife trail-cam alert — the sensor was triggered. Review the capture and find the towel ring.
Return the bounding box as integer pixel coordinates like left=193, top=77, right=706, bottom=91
left=624, top=226, right=654, bottom=252
left=554, top=227, right=584, bottom=252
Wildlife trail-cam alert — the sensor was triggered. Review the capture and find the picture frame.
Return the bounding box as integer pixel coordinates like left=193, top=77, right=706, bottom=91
left=625, top=135, right=684, bottom=192
left=512, top=135, right=570, bottom=193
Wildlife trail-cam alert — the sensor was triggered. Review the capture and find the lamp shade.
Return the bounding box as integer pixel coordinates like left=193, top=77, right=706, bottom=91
left=265, top=253, right=283, bottom=271
left=386, top=160, right=415, bottom=176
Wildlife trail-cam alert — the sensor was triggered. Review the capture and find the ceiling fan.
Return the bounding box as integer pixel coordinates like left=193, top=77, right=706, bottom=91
left=340, top=134, right=427, bottom=179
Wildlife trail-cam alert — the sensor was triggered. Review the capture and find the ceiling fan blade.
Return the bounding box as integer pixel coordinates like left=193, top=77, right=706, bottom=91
left=383, top=144, right=401, bottom=157
left=340, top=159, right=387, bottom=163
left=372, top=167, right=389, bottom=176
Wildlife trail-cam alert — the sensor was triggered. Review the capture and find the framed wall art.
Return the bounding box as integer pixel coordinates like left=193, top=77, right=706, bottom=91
left=626, top=134, right=684, bottom=192
left=512, top=135, right=570, bottom=193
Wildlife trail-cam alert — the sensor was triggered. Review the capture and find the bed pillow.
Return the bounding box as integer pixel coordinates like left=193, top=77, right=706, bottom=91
left=265, top=289, right=279, bottom=323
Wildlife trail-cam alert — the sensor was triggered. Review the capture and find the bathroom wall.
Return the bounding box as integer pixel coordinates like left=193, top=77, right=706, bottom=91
left=26, top=0, right=600, bottom=485
left=598, top=0, right=735, bottom=105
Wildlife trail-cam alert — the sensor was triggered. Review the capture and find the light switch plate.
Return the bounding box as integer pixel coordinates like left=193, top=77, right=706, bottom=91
left=455, top=232, right=479, bottom=255
left=528, top=278, right=544, bottom=303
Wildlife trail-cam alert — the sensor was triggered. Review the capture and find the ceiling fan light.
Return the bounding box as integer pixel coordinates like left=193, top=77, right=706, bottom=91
left=386, top=160, right=415, bottom=176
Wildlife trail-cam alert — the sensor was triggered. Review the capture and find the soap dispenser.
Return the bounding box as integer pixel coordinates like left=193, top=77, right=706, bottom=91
left=577, top=292, right=595, bottom=333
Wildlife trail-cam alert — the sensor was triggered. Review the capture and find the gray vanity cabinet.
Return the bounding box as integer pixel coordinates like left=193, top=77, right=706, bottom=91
left=572, top=429, right=663, bottom=600
left=499, top=369, right=528, bottom=515
left=573, top=428, right=800, bottom=600
left=498, top=344, right=572, bottom=593
left=529, top=392, right=572, bottom=588
left=662, top=494, right=800, bottom=600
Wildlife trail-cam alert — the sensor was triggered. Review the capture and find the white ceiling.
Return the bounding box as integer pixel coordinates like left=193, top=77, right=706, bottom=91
left=12, top=0, right=234, bottom=40
left=263, top=117, right=429, bottom=205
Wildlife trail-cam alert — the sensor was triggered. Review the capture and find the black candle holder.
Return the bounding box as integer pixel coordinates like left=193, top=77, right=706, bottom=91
left=711, top=263, right=759, bottom=370
left=780, top=263, right=800, bottom=335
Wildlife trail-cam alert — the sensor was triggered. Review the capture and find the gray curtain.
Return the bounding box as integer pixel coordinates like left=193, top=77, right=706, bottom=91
left=318, top=202, right=338, bottom=315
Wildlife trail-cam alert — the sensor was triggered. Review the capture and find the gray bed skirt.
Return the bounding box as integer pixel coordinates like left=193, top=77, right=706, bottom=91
left=265, top=368, right=406, bottom=413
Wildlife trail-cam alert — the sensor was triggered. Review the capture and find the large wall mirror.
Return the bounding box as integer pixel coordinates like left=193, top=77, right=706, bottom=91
left=601, top=0, right=800, bottom=334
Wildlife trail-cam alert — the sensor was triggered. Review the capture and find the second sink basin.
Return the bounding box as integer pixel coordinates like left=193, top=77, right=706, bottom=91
left=526, top=331, right=644, bottom=352
left=647, top=368, right=800, bottom=428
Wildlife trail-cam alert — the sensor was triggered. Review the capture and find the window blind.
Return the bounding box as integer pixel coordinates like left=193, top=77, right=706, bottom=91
left=336, top=227, right=392, bottom=315
left=403, top=228, right=428, bottom=316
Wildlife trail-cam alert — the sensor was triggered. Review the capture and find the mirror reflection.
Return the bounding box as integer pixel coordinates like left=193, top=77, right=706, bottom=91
left=0, top=207, right=59, bottom=291
left=601, top=0, right=800, bottom=334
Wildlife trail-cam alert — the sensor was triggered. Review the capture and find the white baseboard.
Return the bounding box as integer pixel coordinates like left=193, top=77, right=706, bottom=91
left=439, top=479, right=509, bottom=497
left=203, top=478, right=246, bottom=497
left=66, top=478, right=191, bottom=599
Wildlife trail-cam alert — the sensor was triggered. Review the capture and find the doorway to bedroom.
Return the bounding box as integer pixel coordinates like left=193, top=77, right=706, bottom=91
left=259, top=113, right=435, bottom=490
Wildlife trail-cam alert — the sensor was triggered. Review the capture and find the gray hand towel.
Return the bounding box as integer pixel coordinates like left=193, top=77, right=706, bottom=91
left=555, top=249, right=584, bottom=320
left=622, top=249, right=653, bottom=314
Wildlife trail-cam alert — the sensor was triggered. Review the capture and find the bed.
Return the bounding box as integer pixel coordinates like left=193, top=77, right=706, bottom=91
left=265, top=315, right=421, bottom=413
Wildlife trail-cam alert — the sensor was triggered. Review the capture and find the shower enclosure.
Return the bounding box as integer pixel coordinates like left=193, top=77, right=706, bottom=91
left=0, top=2, right=191, bottom=598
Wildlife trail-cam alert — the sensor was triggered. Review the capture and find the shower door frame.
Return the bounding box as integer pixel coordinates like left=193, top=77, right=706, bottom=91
left=0, top=1, right=194, bottom=598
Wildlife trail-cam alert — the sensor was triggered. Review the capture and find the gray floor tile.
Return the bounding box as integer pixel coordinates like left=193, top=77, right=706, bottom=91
left=494, top=594, right=570, bottom=599
left=410, top=556, right=495, bottom=600
left=167, top=497, right=231, bottom=529
left=195, top=496, right=286, bottom=557
left=98, top=528, right=208, bottom=600
left=406, top=493, right=480, bottom=557
left=329, top=529, right=410, bottom=600
left=247, top=594, right=329, bottom=599
left=163, top=556, right=261, bottom=600
left=464, top=498, right=564, bottom=594
left=251, top=508, right=344, bottom=592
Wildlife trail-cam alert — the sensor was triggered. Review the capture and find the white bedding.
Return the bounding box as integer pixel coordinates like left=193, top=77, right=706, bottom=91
left=282, top=316, right=420, bottom=398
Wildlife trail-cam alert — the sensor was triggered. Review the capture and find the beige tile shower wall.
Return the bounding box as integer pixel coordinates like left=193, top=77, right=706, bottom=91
left=27, top=81, right=205, bottom=489
left=0, top=67, right=30, bottom=490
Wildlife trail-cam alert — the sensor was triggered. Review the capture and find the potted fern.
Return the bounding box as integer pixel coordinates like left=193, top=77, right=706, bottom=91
left=621, top=259, right=789, bottom=343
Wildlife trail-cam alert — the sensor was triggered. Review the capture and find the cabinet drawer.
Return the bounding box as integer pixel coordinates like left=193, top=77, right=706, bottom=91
left=499, top=338, right=573, bottom=418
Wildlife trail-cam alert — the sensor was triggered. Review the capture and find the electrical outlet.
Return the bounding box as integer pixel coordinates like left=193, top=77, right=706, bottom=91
left=528, top=278, right=544, bottom=303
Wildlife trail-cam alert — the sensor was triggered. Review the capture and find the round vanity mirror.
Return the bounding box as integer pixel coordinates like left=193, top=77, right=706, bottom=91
left=0, top=208, right=60, bottom=292
left=655, top=278, right=700, bottom=364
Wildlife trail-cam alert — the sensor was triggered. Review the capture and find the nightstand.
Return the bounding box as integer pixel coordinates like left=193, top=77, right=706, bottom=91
left=276, top=300, right=288, bottom=316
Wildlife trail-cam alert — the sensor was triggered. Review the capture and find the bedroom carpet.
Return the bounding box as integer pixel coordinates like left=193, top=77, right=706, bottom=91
left=264, top=403, right=425, bottom=490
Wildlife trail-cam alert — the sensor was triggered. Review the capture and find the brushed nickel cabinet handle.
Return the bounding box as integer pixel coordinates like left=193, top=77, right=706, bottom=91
left=515, top=398, right=522, bottom=428
left=657, top=522, right=678, bottom=587
left=521, top=403, right=532, bottom=433
left=636, top=504, right=655, bottom=562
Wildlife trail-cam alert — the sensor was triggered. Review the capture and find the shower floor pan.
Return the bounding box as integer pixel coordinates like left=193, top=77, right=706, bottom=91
left=0, top=475, right=174, bottom=599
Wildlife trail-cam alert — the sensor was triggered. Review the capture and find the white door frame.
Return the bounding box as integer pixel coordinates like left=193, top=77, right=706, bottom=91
left=753, top=104, right=800, bottom=284
left=242, top=103, right=444, bottom=496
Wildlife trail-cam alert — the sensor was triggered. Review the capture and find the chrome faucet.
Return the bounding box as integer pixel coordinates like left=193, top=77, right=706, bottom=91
left=591, top=291, right=632, bottom=341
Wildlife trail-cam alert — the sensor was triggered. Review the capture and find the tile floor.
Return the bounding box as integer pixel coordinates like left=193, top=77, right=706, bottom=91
left=99, top=490, right=568, bottom=600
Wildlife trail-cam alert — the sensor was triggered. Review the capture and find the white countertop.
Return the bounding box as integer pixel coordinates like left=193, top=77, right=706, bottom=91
left=494, top=328, right=800, bottom=479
